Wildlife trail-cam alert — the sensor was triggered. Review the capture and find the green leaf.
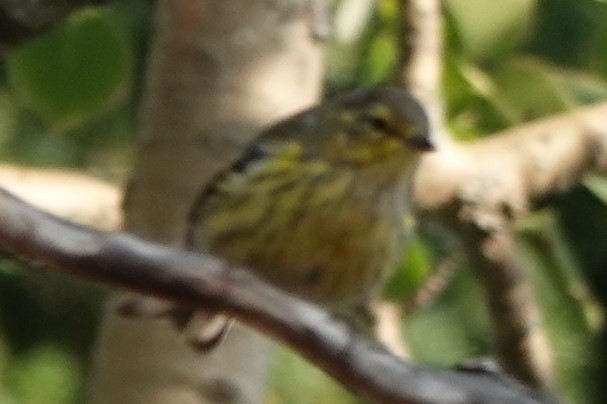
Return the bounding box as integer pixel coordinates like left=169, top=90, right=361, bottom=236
left=445, top=0, right=536, bottom=63
left=552, top=70, right=607, bottom=105
left=358, top=30, right=399, bottom=86
left=6, top=7, right=132, bottom=130
left=8, top=345, right=81, bottom=404
left=583, top=173, right=607, bottom=206
left=403, top=269, right=492, bottom=366
left=491, top=58, right=574, bottom=123
left=384, top=235, right=432, bottom=301
left=526, top=0, right=604, bottom=67
left=517, top=210, right=602, bottom=403
left=444, top=57, right=515, bottom=137
left=270, top=346, right=355, bottom=403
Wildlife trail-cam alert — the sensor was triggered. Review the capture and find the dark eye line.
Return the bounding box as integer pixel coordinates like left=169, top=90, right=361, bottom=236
left=360, top=113, right=390, bottom=131
left=359, top=114, right=405, bottom=139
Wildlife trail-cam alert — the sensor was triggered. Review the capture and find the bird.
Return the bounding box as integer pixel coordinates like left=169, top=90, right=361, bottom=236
left=120, top=86, right=433, bottom=350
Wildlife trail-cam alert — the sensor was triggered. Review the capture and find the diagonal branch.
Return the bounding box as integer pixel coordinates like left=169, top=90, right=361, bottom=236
left=414, top=102, right=607, bottom=212
left=461, top=225, right=553, bottom=388
left=413, top=101, right=607, bottom=388
left=398, top=0, right=607, bottom=389
left=0, top=187, right=553, bottom=404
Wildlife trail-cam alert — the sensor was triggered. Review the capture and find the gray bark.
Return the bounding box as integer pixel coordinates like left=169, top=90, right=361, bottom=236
left=88, top=1, right=324, bottom=402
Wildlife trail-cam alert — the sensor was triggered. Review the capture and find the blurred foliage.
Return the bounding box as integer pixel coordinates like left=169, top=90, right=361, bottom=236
left=268, top=347, right=355, bottom=404
left=7, top=9, right=130, bottom=130
left=0, top=0, right=149, bottom=174
left=0, top=0, right=606, bottom=402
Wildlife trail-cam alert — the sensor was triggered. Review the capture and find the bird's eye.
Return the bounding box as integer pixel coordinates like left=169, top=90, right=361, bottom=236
left=362, top=115, right=390, bottom=132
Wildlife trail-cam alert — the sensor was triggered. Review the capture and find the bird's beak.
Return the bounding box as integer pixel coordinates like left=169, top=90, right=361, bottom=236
left=406, top=134, right=434, bottom=151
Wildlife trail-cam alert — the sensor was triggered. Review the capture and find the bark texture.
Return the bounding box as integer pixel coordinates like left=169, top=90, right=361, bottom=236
left=88, top=1, right=324, bottom=403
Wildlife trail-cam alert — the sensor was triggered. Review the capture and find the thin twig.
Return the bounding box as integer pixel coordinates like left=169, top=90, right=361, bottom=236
left=404, top=251, right=461, bottom=315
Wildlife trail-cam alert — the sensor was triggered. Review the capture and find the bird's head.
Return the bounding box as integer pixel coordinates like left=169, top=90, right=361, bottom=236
left=321, top=86, right=433, bottom=167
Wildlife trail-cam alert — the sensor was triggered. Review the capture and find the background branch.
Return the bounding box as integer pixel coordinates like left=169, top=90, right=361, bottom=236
left=398, top=0, right=606, bottom=389
left=413, top=101, right=607, bottom=388
left=0, top=164, right=121, bottom=229
left=398, top=0, right=445, bottom=142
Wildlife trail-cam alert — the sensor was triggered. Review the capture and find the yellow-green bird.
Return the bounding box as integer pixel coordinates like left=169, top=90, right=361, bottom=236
left=181, top=86, right=433, bottom=348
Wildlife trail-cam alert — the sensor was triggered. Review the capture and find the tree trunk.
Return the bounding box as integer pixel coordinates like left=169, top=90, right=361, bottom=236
left=88, top=1, right=324, bottom=402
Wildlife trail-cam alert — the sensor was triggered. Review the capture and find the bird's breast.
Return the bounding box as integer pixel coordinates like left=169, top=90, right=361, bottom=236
left=201, top=167, right=409, bottom=308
